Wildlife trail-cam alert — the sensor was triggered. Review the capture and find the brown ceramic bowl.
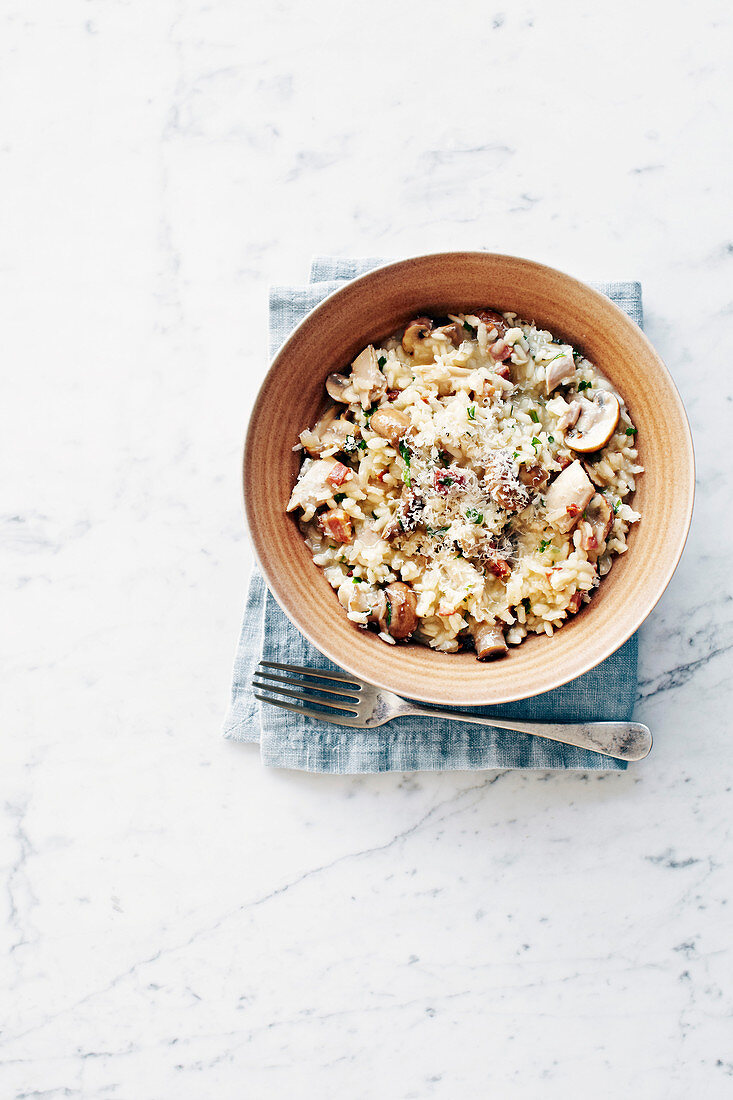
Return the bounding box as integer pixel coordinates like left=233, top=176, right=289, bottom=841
left=244, top=253, right=694, bottom=705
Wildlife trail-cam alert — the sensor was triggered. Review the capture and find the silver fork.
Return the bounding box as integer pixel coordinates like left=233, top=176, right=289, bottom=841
left=253, top=660, right=652, bottom=762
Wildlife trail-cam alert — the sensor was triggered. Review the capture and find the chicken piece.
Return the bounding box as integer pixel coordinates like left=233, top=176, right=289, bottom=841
left=545, top=351, right=576, bottom=394
left=370, top=407, right=412, bottom=447
left=318, top=507, right=352, bottom=544
left=287, top=458, right=345, bottom=514
left=544, top=460, right=595, bottom=532
left=299, top=405, right=355, bottom=457
left=547, top=396, right=582, bottom=433
left=470, top=618, right=508, bottom=660
left=370, top=582, right=418, bottom=640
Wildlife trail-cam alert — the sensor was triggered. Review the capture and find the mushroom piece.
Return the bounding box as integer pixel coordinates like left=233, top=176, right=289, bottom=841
left=577, top=493, right=614, bottom=562
left=402, top=316, right=434, bottom=356
left=473, top=309, right=508, bottom=339
left=518, top=463, right=549, bottom=491
left=470, top=618, right=508, bottom=661
left=326, top=345, right=386, bottom=409
left=545, top=351, right=576, bottom=394
left=370, top=582, right=418, bottom=640
left=370, top=407, right=412, bottom=448
left=300, top=405, right=356, bottom=457
left=350, top=345, right=386, bottom=408
left=544, top=460, right=595, bottom=533
left=325, top=372, right=357, bottom=404
left=566, top=392, right=620, bottom=453
left=432, top=321, right=464, bottom=346
left=401, top=317, right=439, bottom=363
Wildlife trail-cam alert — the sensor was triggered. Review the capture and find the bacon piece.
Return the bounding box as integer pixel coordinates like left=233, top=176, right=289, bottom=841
left=326, top=462, right=350, bottom=488
left=319, top=507, right=352, bottom=544
left=567, top=591, right=583, bottom=615
left=433, top=468, right=467, bottom=494
left=487, top=558, right=512, bottom=580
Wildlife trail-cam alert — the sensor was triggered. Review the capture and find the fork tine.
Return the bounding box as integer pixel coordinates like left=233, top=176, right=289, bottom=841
left=252, top=680, right=360, bottom=713
left=253, top=668, right=361, bottom=700
left=254, top=692, right=360, bottom=726
left=258, top=660, right=361, bottom=687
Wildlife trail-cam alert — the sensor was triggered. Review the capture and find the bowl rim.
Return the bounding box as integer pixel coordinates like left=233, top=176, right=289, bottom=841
left=243, top=251, right=696, bottom=704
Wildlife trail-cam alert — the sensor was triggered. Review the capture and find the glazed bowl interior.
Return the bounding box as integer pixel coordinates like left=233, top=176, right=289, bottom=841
left=244, top=252, right=694, bottom=705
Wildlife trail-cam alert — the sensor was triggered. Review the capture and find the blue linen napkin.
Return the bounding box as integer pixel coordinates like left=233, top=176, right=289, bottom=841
left=224, top=257, right=642, bottom=772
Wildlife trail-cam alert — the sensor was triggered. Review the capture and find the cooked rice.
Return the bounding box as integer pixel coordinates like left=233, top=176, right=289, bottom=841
left=286, top=311, right=642, bottom=655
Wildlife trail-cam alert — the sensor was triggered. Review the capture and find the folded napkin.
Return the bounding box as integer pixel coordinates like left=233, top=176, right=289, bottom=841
left=224, top=257, right=642, bottom=772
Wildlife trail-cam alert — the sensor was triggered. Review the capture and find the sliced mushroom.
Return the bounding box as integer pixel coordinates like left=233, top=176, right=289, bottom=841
left=474, top=309, right=507, bottom=339
left=470, top=618, right=508, bottom=660
left=577, top=493, right=614, bottom=562
left=370, top=407, right=412, bottom=448
left=544, top=460, right=595, bottom=532
left=326, top=372, right=356, bottom=403
left=300, top=405, right=355, bottom=457
left=432, top=321, right=464, bottom=346
left=484, top=452, right=531, bottom=513
left=566, top=392, right=620, bottom=453
left=402, top=316, right=434, bottom=356
left=545, top=351, right=576, bottom=394
left=350, top=345, right=386, bottom=409
left=518, top=463, right=549, bottom=490
left=369, top=582, right=418, bottom=639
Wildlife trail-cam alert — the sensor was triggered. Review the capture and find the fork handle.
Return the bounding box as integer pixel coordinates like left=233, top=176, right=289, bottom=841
left=405, top=707, right=652, bottom=762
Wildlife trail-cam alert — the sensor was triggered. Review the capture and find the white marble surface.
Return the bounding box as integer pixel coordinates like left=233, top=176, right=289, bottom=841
left=3, top=1, right=733, bottom=1096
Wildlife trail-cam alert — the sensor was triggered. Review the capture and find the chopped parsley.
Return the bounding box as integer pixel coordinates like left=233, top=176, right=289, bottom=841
left=357, top=439, right=367, bottom=450
left=548, top=435, right=554, bottom=443
left=398, top=439, right=412, bottom=487
left=333, top=493, right=346, bottom=503
left=343, top=435, right=359, bottom=454
left=426, top=525, right=450, bottom=537
left=573, top=350, right=583, bottom=363
left=538, top=539, right=550, bottom=553
left=352, top=576, right=363, bottom=583
left=466, top=508, right=484, bottom=524
left=463, top=320, right=476, bottom=335
left=531, top=437, right=541, bottom=450
left=522, top=597, right=531, bottom=612
left=467, top=405, right=476, bottom=421
left=529, top=409, right=540, bottom=424
left=377, top=355, right=387, bottom=369
left=385, top=600, right=392, bottom=626
left=578, top=380, right=591, bottom=392
left=545, top=351, right=566, bottom=364
left=625, top=426, right=637, bottom=436
left=613, top=499, right=621, bottom=515
left=512, top=451, right=519, bottom=459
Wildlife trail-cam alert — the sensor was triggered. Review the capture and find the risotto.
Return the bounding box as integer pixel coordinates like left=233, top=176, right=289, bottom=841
left=286, top=309, right=642, bottom=659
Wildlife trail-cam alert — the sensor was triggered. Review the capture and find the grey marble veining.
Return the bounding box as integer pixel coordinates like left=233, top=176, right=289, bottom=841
left=2, top=1, right=733, bottom=1097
